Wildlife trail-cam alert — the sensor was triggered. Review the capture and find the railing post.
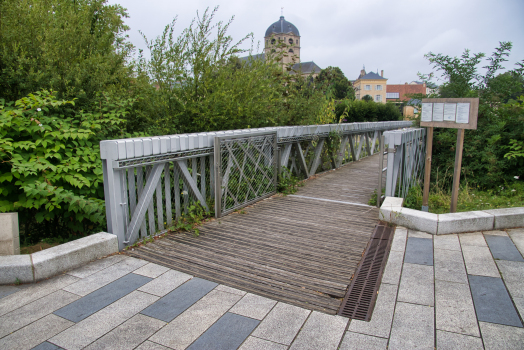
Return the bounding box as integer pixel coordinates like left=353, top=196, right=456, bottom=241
left=377, top=135, right=385, bottom=208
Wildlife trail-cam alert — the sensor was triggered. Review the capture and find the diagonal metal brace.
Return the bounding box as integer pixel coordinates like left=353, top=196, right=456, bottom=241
left=177, top=159, right=210, bottom=212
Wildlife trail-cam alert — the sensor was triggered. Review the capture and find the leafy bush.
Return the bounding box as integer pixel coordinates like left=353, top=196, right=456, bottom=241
left=336, top=99, right=402, bottom=123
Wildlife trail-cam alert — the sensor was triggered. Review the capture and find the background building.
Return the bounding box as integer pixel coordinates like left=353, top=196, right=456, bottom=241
left=386, top=81, right=426, bottom=102
left=353, top=68, right=387, bottom=103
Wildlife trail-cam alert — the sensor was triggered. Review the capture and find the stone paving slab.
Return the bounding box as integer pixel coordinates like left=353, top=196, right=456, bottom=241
left=31, top=342, right=64, bottom=350
left=239, top=336, right=288, bottom=350
left=433, top=234, right=461, bottom=251
left=479, top=321, right=524, bottom=350
left=288, top=311, right=348, bottom=350
left=0, top=285, right=22, bottom=299
left=388, top=302, right=435, bottom=350
left=434, top=248, right=468, bottom=284
left=496, top=260, right=524, bottom=299
left=138, top=269, right=192, bottom=297
left=459, top=232, right=487, bottom=247
left=230, top=293, right=278, bottom=320
left=389, top=227, right=407, bottom=252
left=66, top=254, right=126, bottom=279
left=461, top=245, right=500, bottom=277
left=397, top=263, right=434, bottom=306
left=339, top=332, right=388, bottom=350
left=508, top=228, right=524, bottom=256
left=484, top=234, right=524, bottom=262
left=133, top=262, right=170, bottom=278
left=135, top=341, right=171, bottom=350
left=380, top=250, right=404, bottom=285
left=404, top=237, right=433, bottom=266
left=436, top=330, right=483, bottom=350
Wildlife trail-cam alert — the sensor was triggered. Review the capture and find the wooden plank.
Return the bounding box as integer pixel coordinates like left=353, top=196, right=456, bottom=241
left=450, top=129, right=465, bottom=213
left=422, top=127, right=434, bottom=211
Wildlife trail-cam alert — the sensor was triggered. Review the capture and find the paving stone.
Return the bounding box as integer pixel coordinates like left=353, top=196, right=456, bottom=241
left=289, top=311, right=348, bottom=350
left=483, top=230, right=508, bottom=237
left=397, top=263, right=434, bottom=306
left=404, top=237, right=433, bottom=266
left=508, top=228, right=524, bottom=256
left=133, top=263, right=170, bottom=278
left=388, top=302, right=434, bottom=350
left=134, top=341, right=171, bottom=350
left=468, top=274, right=522, bottom=327
left=0, top=290, right=79, bottom=338
left=390, top=227, right=407, bottom=252
left=138, top=269, right=192, bottom=297
left=230, top=293, right=277, bottom=320
left=339, top=332, right=388, bottom=350
left=435, top=279, right=480, bottom=336
left=433, top=234, right=461, bottom=251
left=459, top=232, right=487, bottom=247
left=496, top=260, right=524, bottom=299
left=479, top=321, right=524, bottom=350
left=0, top=274, right=79, bottom=317
left=83, top=314, right=165, bottom=350
left=0, top=285, right=20, bottom=299
left=407, top=230, right=433, bottom=239
left=215, top=284, right=248, bottom=296
left=0, top=314, right=73, bottom=350
left=54, top=273, right=151, bottom=322
left=251, top=302, right=310, bottom=345
left=49, top=290, right=158, bottom=350
left=514, top=297, right=524, bottom=320
left=149, top=289, right=242, bottom=349
left=461, top=245, right=500, bottom=277
left=485, top=235, right=524, bottom=262
left=238, top=336, right=288, bottom=350
left=380, top=250, right=404, bottom=285
left=436, top=330, right=483, bottom=350
left=30, top=342, right=63, bottom=350
left=434, top=248, right=468, bottom=284
left=187, top=313, right=259, bottom=350
left=66, top=255, right=126, bottom=278
left=141, top=277, right=217, bottom=322
left=347, top=283, right=397, bottom=338
left=63, top=257, right=148, bottom=296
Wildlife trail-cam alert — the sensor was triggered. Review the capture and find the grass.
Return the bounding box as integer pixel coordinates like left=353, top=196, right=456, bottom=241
left=403, top=179, right=523, bottom=214
left=20, top=241, right=61, bottom=254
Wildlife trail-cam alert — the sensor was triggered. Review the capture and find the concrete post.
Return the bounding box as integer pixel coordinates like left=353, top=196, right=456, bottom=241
left=0, top=213, right=20, bottom=255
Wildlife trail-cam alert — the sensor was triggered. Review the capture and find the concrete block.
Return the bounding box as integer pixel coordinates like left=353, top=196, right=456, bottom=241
left=434, top=249, right=468, bottom=284
left=0, top=255, right=33, bottom=284
left=435, top=280, right=479, bottom=337
left=0, top=213, right=19, bottom=255
left=438, top=211, right=494, bottom=235
left=339, top=332, right=388, bottom=350
left=479, top=321, right=524, bottom=350
left=289, top=311, right=348, bottom=350
left=239, top=336, right=288, bottom=350
left=436, top=330, right=483, bottom=350
left=388, top=302, right=434, bottom=350
left=395, top=208, right=438, bottom=235
left=484, top=207, right=524, bottom=229
left=381, top=196, right=404, bottom=208
left=230, top=293, right=277, bottom=320
left=252, top=302, right=310, bottom=345
left=31, top=232, right=118, bottom=281
left=397, top=263, right=434, bottom=306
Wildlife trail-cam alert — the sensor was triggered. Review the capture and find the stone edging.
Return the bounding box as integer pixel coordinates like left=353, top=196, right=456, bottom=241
left=0, top=232, right=118, bottom=285
left=379, top=197, right=524, bottom=235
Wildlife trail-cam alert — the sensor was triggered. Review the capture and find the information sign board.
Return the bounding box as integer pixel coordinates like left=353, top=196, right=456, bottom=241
left=420, top=98, right=479, bottom=130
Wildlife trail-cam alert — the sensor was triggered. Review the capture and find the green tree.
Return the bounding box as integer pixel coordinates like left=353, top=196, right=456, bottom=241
left=315, top=66, right=355, bottom=100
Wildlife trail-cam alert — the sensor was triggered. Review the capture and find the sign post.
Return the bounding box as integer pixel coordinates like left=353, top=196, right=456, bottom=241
left=420, top=98, right=479, bottom=213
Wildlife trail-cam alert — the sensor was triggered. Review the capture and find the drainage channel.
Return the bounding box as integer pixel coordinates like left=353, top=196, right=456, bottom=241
left=338, top=223, right=394, bottom=321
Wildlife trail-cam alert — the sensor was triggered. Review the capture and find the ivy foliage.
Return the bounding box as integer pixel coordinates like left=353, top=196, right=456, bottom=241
left=0, top=91, right=134, bottom=244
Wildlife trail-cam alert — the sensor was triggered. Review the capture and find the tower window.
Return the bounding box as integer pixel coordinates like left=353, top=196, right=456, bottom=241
left=289, top=38, right=293, bottom=44
left=271, top=38, right=276, bottom=45
left=288, top=49, right=294, bottom=53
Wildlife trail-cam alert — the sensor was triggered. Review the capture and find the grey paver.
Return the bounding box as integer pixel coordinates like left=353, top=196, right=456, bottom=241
left=485, top=235, right=524, bottom=262
left=397, top=263, right=434, bottom=306
left=239, top=336, right=288, bottom=350
left=468, top=275, right=522, bottom=327
left=30, top=342, right=63, bottom=350
left=49, top=290, right=158, bottom=350
left=514, top=297, right=524, bottom=320
left=483, top=230, right=508, bottom=236
left=0, top=290, right=79, bottom=338
left=0, top=314, right=73, bottom=350
left=0, top=285, right=21, bottom=299
left=433, top=234, right=461, bottom=251
left=0, top=274, right=79, bottom=317
left=230, top=293, right=277, bottom=320
left=496, top=260, right=524, bottom=298
left=390, top=227, right=407, bottom=252
left=66, top=255, right=126, bottom=278
left=348, top=283, right=397, bottom=338
left=215, top=284, right=248, bottom=296
left=508, top=228, right=524, bottom=256
left=134, top=341, right=171, bottom=350
left=436, top=330, right=483, bottom=350
left=54, top=273, right=151, bottom=322
left=479, top=321, right=524, bottom=350
left=461, top=245, right=500, bottom=277
left=252, top=302, right=310, bottom=345
left=435, top=279, right=480, bottom=336
left=434, top=248, right=468, bottom=284
left=133, top=263, right=170, bottom=278
left=138, top=269, right=192, bottom=297
left=380, top=250, right=404, bottom=285
left=407, top=230, right=433, bottom=239
left=404, top=237, right=433, bottom=266
left=339, top=332, right=388, bottom=350
left=141, top=277, right=217, bottom=322
left=388, top=302, right=434, bottom=350
left=63, top=257, right=148, bottom=296
left=289, top=311, right=348, bottom=350
left=459, top=232, right=487, bottom=247
left=149, top=289, right=242, bottom=350
left=187, top=313, right=259, bottom=350
left=83, top=314, right=165, bottom=350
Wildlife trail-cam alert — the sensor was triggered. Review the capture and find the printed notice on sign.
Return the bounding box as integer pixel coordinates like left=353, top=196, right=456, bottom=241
left=456, top=103, right=470, bottom=123
left=432, top=103, right=444, bottom=122
left=444, top=103, right=456, bottom=122
left=421, top=103, right=433, bottom=122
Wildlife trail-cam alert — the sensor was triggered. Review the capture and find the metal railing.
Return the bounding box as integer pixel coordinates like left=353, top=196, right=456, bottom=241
left=378, top=128, right=426, bottom=205
left=101, top=121, right=411, bottom=249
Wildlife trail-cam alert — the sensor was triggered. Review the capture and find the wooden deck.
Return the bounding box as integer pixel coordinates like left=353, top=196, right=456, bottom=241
left=126, top=155, right=383, bottom=314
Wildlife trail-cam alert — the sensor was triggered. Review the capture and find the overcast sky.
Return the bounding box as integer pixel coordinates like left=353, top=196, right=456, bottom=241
left=109, top=0, right=524, bottom=84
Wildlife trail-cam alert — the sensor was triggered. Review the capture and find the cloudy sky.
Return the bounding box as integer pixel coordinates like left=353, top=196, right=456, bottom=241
left=109, top=0, right=524, bottom=84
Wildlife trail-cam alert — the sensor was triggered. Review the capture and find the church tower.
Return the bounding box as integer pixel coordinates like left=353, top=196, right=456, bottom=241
left=264, top=16, right=300, bottom=65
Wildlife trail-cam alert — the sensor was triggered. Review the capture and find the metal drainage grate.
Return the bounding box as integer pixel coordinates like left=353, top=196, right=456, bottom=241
left=338, top=224, right=394, bottom=321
